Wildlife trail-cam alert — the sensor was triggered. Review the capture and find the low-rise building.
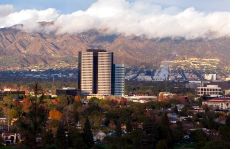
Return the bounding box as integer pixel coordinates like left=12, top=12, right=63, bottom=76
left=197, top=85, right=222, bottom=97
left=56, top=87, right=78, bottom=96
left=204, top=74, right=216, bottom=81
left=202, top=98, right=230, bottom=110
left=125, top=95, right=157, bottom=103
left=224, top=89, right=230, bottom=96
left=1, top=133, right=22, bottom=145
left=158, top=92, right=175, bottom=101
left=0, top=89, right=25, bottom=100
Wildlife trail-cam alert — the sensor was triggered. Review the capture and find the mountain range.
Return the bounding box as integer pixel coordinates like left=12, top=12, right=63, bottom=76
left=0, top=25, right=230, bottom=70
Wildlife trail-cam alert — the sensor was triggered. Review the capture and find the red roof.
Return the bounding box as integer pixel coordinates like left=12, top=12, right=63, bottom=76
left=205, top=98, right=230, bottom=103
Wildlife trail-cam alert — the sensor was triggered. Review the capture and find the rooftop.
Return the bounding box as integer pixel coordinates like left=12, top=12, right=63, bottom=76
left=204, top=98, right=230, bottom=102
left=86, top=49, right=107, bottom=52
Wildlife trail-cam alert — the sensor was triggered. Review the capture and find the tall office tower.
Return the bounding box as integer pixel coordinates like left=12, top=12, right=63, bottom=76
left=78, top=49, right=113, bottom=95
left=97, top=52, right=113, bottom=95
left=79, top=51, right=94, bottom=95
left=113, top=64, right=125, bottom=96
left=78, top=49, right=125, bottom=96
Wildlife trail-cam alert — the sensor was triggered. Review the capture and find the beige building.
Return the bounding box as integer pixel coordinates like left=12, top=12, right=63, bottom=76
left=97, top=52, right=113, bottom=95
left=197, top=85, right=222, bottom=97
left=80, top=52, right=94, bottom=95
left=79, top=49, right=122, bottom=96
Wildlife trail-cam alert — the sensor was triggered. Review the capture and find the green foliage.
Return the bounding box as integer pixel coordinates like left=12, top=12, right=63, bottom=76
left=218, top=125, right=230, bottom=141
left=202, top=140, right=229, bottom=149
left=83, top=118, right=94, bottom=147
left=89, top=97, right=100, bottom=105
left=126, top=119, right=133, bottom=133
left=161, top=113, right=170, bottom=127
left=68, top=128, right=87, bottom=149
left=55, top=122, right=67, bottom=149
left=115, top=119, right=122, bottom=137
left=126, top=80, right=195, bottom=95
left=15, top=83, right=48, bottom=148
left=200, top=111, right=219, bottom=129
left=145, top=101, right=160, bottom=110
left=156, top=140, right=168, bottom=149
left=43, top=129, right=54, bottom=146
left=191, top=130, right=208, bottom=148
left=0, top=82, right=229, bottom=149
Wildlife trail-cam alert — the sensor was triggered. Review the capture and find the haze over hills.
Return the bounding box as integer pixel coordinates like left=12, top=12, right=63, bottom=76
left=0, top=26, right=230, bottom=70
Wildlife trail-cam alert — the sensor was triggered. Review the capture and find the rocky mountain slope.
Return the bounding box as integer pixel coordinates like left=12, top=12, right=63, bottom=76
left=0, top=27, right=230, bottom=70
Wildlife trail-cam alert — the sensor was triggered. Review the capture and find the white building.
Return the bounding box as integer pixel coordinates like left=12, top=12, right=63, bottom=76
left=202, top=98, right=230, bottom=110
left=204, top=74, right=216, bottom=81
left=197, top=85, right=222, bottom=97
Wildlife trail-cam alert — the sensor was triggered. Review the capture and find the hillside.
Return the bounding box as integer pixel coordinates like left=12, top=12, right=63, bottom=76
left=0, top=27, right=230, bottom=70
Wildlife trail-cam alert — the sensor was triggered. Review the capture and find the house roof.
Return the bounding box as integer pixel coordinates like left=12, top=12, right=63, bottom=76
left=204, top=98, right=230, bottom=103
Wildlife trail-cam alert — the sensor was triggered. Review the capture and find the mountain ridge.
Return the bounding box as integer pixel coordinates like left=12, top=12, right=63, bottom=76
left=0, top=26, right=230, bottom=70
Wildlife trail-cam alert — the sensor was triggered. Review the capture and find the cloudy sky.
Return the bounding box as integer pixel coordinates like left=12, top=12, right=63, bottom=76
left=0, top=0, right=230, bottom=39
left=0, top=0, right=229, bottom=13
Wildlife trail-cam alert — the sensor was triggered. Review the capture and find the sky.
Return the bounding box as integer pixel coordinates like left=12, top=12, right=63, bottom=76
left=0, top=0, right=229, bottom=13
left=0, top=0, right=96, bottom=13
left=0, top=0, right=230, bottom=39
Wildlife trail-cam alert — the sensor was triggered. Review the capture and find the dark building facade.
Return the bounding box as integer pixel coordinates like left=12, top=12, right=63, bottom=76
left=0, top=91, right=25, bottom=100
left=56, top=88, right=78, bottom=96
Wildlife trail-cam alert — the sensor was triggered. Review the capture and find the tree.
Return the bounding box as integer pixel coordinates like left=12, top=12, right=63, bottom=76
left=83, top=118, right=94, bottom=147
left=218, top=125, right=230, bottom=141
left=156, top=140, right=168, bottom=149
left=172, top=121, right=183, bottom=142
left=89, top=97, right=100, bottom=106
left=161, top=113, right=169, bottom=127
left=115, top=119, right=122, bottom=137
left=191, top=130, right=208, bottom=148
left=49, top=109, right=62, bottom=121
left=226, top=115, right=230, bottom=126
left=43, top=129, right=55, bottom=148
left=69, top=128, right=87, bottom=149
left=56, top=122, right=66, bottom=149
left=17, top=83, right=48, bottom=148
left=0, top=95, right=19, bottom=131
left=202, top=140, right=229, bottom=149
left=126, top=119, right=133, bottom=133
left=22, top=98, right=32, bottom=113
left=142, top=118, right=160, bottom=148
left=173, top=105, right=178, bottom=114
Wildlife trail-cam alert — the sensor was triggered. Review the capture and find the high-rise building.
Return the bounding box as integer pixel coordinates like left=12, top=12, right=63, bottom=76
left=78, top=49, right=124, bottom=96
left=97, top=52, right=113, bottom=95
left=112, top=64, right=125, bottom=96
left=79, top=51, right=94, bottom=95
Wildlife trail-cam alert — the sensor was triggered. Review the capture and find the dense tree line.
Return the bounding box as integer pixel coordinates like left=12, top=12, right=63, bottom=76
left=0, top=83, right=230, bottom=149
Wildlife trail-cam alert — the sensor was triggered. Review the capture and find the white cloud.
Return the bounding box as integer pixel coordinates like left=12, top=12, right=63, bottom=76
left=0, top=4, right=14, bottom=17
left=0, top=0, right=230, bottom=39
